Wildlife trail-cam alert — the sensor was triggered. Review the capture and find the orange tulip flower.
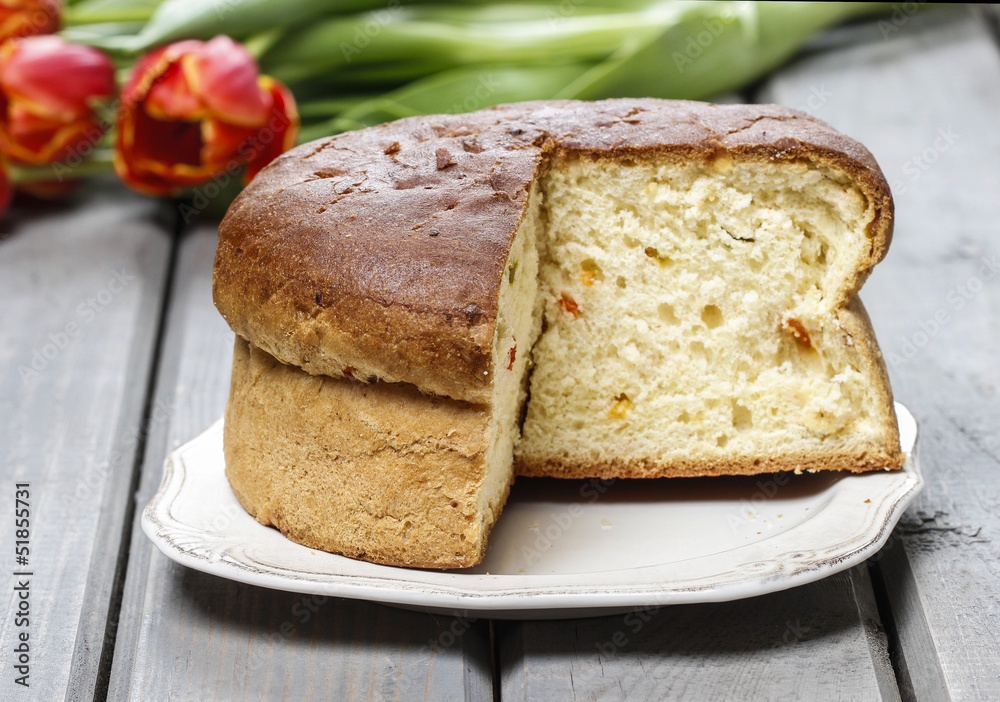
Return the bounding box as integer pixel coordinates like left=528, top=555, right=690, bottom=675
left=115, top=35, right=298, bottom=196
left=0, top=0, right=60, bottom=42
left=0, top=35, right=114, bottom=165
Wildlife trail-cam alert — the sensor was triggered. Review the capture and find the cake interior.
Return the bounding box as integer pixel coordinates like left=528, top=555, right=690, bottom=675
left=495, top=153, right=898, bottom=477
left=480, top=181, right=544, bottom=527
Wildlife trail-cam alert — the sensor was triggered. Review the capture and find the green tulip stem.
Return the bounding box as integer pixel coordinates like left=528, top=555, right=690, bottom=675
left=7, top=149, right=116, bottom=185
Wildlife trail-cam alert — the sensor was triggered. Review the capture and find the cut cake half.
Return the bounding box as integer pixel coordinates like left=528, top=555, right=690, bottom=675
left=214, top=99, right=903, bottom=568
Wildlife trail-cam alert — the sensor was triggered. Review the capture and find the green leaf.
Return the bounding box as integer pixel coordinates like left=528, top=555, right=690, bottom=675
left=298, top=63, right=589, bottom=140
left=261, top=2, right=658, bottom=85
left=122, top=0, right=387, bottom=52
left=559, top=2, right=888, bottom=101
left=64, top=0, right=165, bottom=25
left=61, top=22, right=150, bottom=50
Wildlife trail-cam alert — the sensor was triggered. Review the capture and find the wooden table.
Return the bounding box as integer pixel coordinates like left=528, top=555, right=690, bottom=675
left=2, top=6, right=998, bottom=700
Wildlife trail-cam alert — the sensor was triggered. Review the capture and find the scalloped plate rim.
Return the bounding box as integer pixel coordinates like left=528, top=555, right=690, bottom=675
left=142, top=403, right=922, bottom=618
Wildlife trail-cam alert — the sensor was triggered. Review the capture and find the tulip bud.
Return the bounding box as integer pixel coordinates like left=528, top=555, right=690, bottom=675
left=0, top=0, right=60, bottom=42
left=114, top=35, right=298, bottom=196
left=0, top=36, right=115, bottom=166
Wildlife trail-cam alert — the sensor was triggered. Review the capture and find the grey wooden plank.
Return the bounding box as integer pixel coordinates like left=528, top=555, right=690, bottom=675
left=109, top=220, right=493, bottom=702
left=759, top=7, right=1000, bottom=699
left=0, top=183, right=173, bottom=701
left=501, top=566, right=896, bottom=701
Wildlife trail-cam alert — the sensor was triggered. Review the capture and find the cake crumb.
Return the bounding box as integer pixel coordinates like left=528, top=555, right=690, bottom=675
left=784, top=317, right=813, bottom=348
left=558, top=293, right=580, bottom=316
left=609, top=393, right=632, bottom=419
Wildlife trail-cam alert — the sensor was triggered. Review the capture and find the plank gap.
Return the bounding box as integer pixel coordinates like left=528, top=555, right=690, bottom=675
left=868, top=560, right=916, bottom=702
left=489, top=619, right=501, bottom=702
left=91, top=204, right=183, bottom=702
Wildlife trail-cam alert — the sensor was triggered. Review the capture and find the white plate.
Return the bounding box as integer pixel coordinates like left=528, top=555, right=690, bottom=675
left=142, top=403, right=921, bottom=619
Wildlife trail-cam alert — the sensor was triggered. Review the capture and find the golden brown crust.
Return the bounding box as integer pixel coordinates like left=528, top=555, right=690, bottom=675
left=838, top=294, right=904, bottom=466
left=224, top=337, right=504, bottom=569
left=515, top=448, right=903, bottom=481
left=214, top=99, right=894, bottom=403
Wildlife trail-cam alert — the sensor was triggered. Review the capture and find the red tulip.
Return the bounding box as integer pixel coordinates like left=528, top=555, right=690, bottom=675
left=0, top=36, right=115, bottom=165
left=0, top=0, right=60, bottom=42
left=115, top=35, right=298, bottom=196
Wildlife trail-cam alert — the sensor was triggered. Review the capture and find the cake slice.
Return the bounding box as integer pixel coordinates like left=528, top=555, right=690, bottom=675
left=517, top=151, right=900, bottom=477
left=214, top=99, right=903, bottom=568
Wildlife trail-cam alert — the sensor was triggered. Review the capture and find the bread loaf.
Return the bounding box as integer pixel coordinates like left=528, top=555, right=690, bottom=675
left=214, top=98, right=904, bottom=568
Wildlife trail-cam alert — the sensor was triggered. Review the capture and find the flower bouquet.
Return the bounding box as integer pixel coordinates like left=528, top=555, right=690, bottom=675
left=0, top=0, right=890, bottom=216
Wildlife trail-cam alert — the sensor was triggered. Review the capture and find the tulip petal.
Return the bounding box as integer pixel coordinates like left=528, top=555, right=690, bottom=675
left=34, top=120, right=104, bottom=164
left=0, top=104, right=100, bottom=163
left=114, top=141, right=212, bottom=196
left=128, top=103, right=203, bottom=169
left=120, top=39, right=202, bottom=113
left=0, top=0, right=60, bottom=42
left=0, top=36, right=114, bottom=123
left=201, top=117, right=256, bottom=168
left=145, top=61, right=206, bottom=122
left=115, top=109, right=170, bottom=196
left=186, top=36, right=271, bottom=128
left=5, top=101, right=63, bottom=137
left=113, top=150, right=178, bottom=196
left=115, top=103, right=224, bottom=195
left=244, top=76, right=299, bottom=183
